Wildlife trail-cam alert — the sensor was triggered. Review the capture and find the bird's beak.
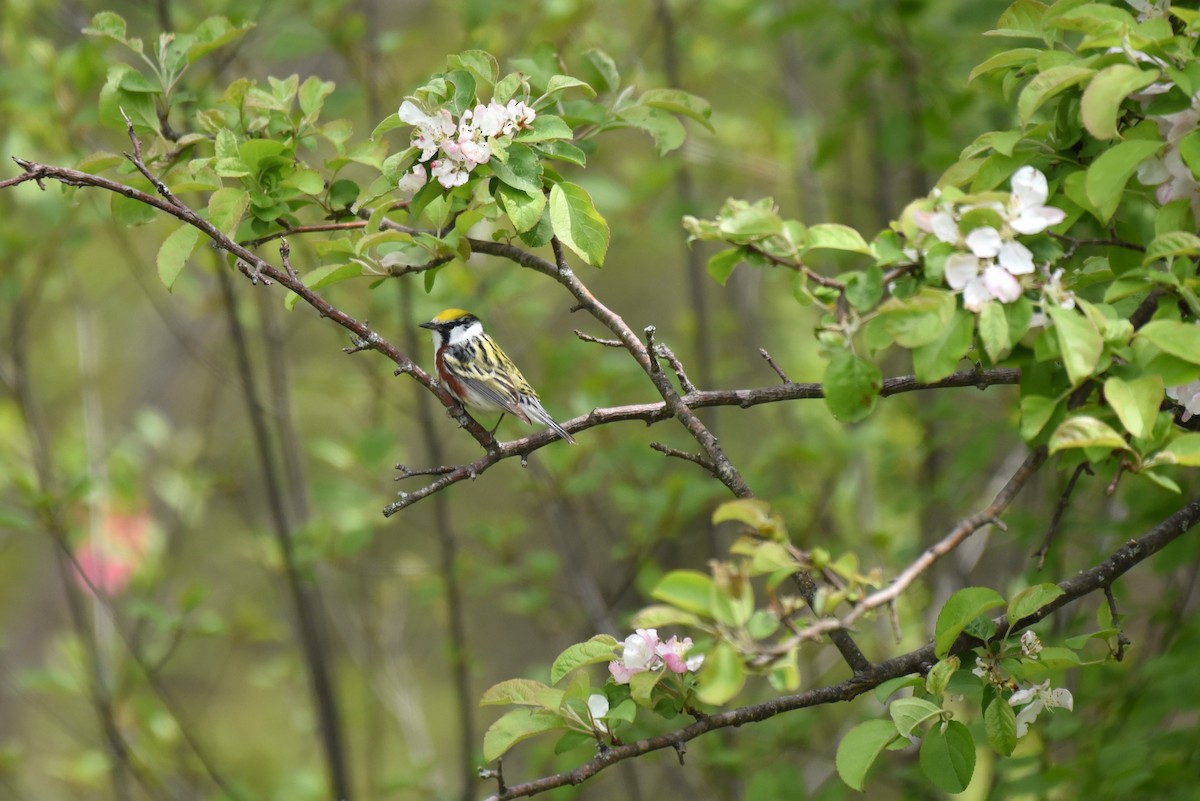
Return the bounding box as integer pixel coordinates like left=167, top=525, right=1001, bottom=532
left=418, top=321, right=437, bottom=330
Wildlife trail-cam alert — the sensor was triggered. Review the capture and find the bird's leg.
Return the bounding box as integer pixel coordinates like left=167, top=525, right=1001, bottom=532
left=489, top=414, right=506, bottom=438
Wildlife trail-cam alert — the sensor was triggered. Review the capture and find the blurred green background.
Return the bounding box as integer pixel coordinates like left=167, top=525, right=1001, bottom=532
left=4, top=1, right=1199, bottom=800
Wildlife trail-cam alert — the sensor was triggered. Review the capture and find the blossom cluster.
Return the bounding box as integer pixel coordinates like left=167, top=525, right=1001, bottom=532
left=973, top=633, right=1074, bottom=738
left=396, top=98, right=537, bottom=191
left=913, top=166, right=1067, bottom=313
left=608, top=628, right=704, bottom=684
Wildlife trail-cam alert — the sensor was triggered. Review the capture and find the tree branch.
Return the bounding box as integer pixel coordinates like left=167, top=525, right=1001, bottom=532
left=481, top=493, right=1200, bottom=800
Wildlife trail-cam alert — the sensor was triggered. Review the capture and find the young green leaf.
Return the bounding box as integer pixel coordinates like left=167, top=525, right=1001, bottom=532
left=549, top=181, right=609, bottom=266
left=1104, top=374, right=1163, bottom=439
left=1047, top=305, right=1103, bottom=385
left=835, top=719, right=901, bottom=791
left=985, top=696, right=1018, bottom=756
left=479, top=678, right=564, bottom=710
left=822, top=351, right=883, bottom=423
left=695, top=641, right=745, bottom=705
left=1085, top=138, right=1162, bottom=223
left=1048, top=415, right=1129, bottom=454
left=890, top=697, right=944, bottom=738
left=912, top=308, right=974, bottom=383
left=482, top=709, right=566, bottom=762
left=157, top=224, right=202, bottom=291
left=1081, top=64, right=1160, bottom=140
left=550, top=635, right=619, bottom=685
left=935, top=587, right=1005, bottom=658
left=1006, top=583, right=1066, bottom=624
left=919, top=719, right=976, bottom=793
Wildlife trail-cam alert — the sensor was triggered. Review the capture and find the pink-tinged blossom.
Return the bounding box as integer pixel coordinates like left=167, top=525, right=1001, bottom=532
left=1167, top=380, right=1200, bottom=422
left=397, top=164, right=427, bottom=195
left=657, top=636, right=704, bottom=674
left=609, top=628, right=662, bottom=683
left=430, top=158, right=470, bottom=188
left=73, top=507, right=155, bottom=596
left=609, top=628, right=702, bottom=684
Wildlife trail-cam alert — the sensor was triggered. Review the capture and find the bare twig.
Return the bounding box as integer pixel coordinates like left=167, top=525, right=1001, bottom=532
left=573, top=330, right=623, bottom=347
left=1104, top=585, right=1129, bottom=662
left=653, top=341, right=698, bottom=394
left=759, top=348, right=791, bottom=383
left=1034, top=461, right=1092, bottom=569
left=649, top=442, right=715, bottom=473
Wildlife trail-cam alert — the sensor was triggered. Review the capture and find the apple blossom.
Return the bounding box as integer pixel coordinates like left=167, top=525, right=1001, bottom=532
left=1009, top=679, right=1073, bottom=737
left=1167, top=380, right=1200, bottom=422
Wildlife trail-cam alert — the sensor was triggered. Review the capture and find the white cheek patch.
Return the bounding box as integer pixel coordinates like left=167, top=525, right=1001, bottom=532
left=446, top=320, right=483, bottom=346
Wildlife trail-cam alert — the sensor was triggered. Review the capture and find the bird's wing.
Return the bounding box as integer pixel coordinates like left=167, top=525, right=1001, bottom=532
left=443, top=348, right=532, bottom=422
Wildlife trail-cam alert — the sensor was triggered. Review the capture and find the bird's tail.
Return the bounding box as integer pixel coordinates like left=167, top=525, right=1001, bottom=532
left=525, top=400, right=577, bottom=444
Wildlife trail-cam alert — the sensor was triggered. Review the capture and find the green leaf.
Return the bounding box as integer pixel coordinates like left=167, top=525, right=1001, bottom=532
left=479, top=679, right=564, bottom=710
left=695, top=641, right=745, bottom=706
left=979, top=301, right=1011, bottom=362
left=874, top=675, right=923, bottom=704
left=619, top=106, right=686, bottom=156
left=1137, top=320, right=1200, bottom=364
left=83, top=11, right=129, bottom=43
left=482, top=709, right=565, bottom=762
left=629, top=667, right=663, bottom=707
left=156, top=224, right=202, bottom=291
left=968, top=48, right=1042, bottom=82
left=919, top=720, right=976, bottom=793
left=1081, top=65, right=1160, bottom=140
left=111, top=192, right=158, bottom=226
left=284, top=169, right=325, bottom=195
left=877, top=288, right=957, bottom=348
left=835, top=720, right=900, bottom=791
left=207, top=188, right=250, bottom=238
left=650, top=570, right=714, bottom=617
left=544, top=74, right=596, bottom=99
left=845, top=266, right=884, bottom=311
left=822, top=351, right=883, bottom=423
left=985, top=696, right=1018, bottom=756
left=447, top=49, right=499, bottom=86
left=925, top=657, right=959, bottom=700
left=490, top=142, right=543, bottom=193
left=629, top=605, right=704, bottom=629
left=1104, top=375, right=1163, bottom=439
left=549, top=181, right=609, bottom=267
left=1164, top=433, right=1200, bottom=466
left=1007, top=583, right=1066, bottom=624
left=1085, top=138, right=1162, bottom=223
left=803, top=223, right=872, bottom=256
left=706, top=249, right=743, bottom=285
left=1017, top=65, right=1095, bottom=123
left=515, top=114, right=574, bottom=142
left=639, top=87, right=713, bottom=130
left=549, top=636, right=619, bottom=685
left=912, top=309, right=974, bottom=383
left=1047, top=305, right=1103, bottom=386
left=497, top=184, right=546, bottom=233
left=1020, top=394, right=1059, bottom=441
left=299, top=77, right=335, bottom=119
left=583, top=48, right=620, bottom=92
left=889, top=697, right=944, bottom=738
left=1144, top=230, right=1200, bottom=265
left=935, top=587, right=1005, bottom=658
left=1048, top=415, right=1129, bottom=454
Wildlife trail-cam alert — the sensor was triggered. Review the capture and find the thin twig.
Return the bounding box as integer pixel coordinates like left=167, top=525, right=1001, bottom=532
left=759, top=348, right=791, bottom=383
left=653, top=342, right=697, bottom=394
left=574, top=330, right=623, bottom=347
left=649, top=442, right=715, bottom=473
left=1034, top=461, right=1092, bottom=569
left=1104, top=585, right=1129, bottom=661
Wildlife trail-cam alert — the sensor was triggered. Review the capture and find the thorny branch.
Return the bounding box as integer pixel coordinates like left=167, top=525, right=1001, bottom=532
left=480, top=495, right=1200, bottom=800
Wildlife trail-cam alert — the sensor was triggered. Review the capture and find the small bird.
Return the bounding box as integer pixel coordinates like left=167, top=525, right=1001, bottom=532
left=419, top=308, right=577, bottom=444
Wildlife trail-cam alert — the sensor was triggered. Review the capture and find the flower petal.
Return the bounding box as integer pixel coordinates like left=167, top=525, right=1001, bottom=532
left=998, top=240, right=1035, bottom=275
left=944, top=253, right=980, bottom=290
left=984, top=264, right=1022, bottom=303
left=965, top=226, right=1002, bottom=258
